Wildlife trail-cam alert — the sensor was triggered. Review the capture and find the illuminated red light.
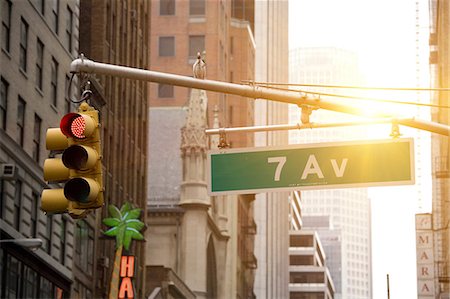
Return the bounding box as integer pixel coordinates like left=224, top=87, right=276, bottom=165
left=70, top=116, right=86, bottom=138
left=60, top=113, right=87, bottom=139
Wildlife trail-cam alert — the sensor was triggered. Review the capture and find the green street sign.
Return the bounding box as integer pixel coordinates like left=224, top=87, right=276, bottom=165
left=207, top=138, right=415, bottom=195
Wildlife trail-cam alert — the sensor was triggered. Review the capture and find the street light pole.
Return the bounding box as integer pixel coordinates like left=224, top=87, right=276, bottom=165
left=70, top=57, right=450, bottom=137
left=0, top=238, right=43, bottom=250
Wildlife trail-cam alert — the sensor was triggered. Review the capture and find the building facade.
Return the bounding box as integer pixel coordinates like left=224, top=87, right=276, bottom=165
left=288, top=47, right=373, bottom=299
left=429, top=0, right=450, bottom=296
left=253, top=1, right=290, bottom=298
left=0, top=0, right=79, bottom=297
left=289, top=230, right=335, bottom=299
left=146, top=0, right=257, bottom=298
left=78, top=1, right=149, bottom=298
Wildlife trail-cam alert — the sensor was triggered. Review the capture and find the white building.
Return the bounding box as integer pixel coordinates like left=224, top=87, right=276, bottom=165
left=253, top=1, right=290, bottom=298
left=288, top=47, right=373, bottom=299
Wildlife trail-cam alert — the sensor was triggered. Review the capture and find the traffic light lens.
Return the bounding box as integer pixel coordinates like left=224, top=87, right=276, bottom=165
left=71, top=115, right=86, bottom=138
left=62, top=145, right=88, bottom=170
left=64, top=178, right=91, bottom=203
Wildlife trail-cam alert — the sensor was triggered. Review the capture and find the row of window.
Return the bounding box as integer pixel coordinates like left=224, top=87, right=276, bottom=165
left=160, top=0, right=205, bottom=16
left=0, top=250, right=68, bottom=298
left=156, top=35, right=205, bottom=98
left=1, top=0, right=74, bottom=55
left=0, top=179, right=66, bottom=262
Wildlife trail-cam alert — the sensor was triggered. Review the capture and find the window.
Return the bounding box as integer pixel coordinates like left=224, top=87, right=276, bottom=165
left=0, top=180, right=4, bottom=218
left=0, top=77, right=8, bottom=129
left=160, top=0, right=175, bottom=15
left=45, top=215, right=53, bottom=254
left=189, top=35, right=205, bottom=59
left=30, top=192, right=39, bottom=237
left=36, top=39, right=44, bottom=90
left=64, top=75, right=72, bottom=114
left=1, top=0, right=11, bottom=52
left=159, top=36, right=175, bottom=56
left=51, top=57, right=58, bottom=106
left=75, top=220, right=94, bottom=275
left=158, top=84, right=173, bottom=98
left=5, top=255, right=20, bottom=298
left=65, top=6, right=73, bottom=52
left=190, top=0, right=205, bottom=15
left=14, top=180, right=22, bottom=230
left=60, top=217, right=67, bottom=264
left=20, top=18, right=29, bottom=72
left=33, top=114, right=41, bottom=162
left=37, top=0, right=45, bottom=15
left=52, top=0, right=59, bottom=33
left=40, top=277, right=54, bottom=299
left=17, top=97, right=25, bottom=146
left=22, top=265, right=38, bottom=298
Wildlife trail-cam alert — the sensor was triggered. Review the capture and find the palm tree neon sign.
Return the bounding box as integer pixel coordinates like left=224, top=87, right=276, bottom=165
left=103, top=202, right=144, bottom=299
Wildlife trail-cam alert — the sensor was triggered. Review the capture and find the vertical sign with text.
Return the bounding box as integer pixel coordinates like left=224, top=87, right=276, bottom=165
left=415, top=213, right=436, bottom=298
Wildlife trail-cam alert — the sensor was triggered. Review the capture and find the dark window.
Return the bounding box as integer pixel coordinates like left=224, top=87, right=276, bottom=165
left=51, top=0, right=59, bottom=33
left=30, top=192, right=39, bottom=237
left=158, top=84, right=174, bottom=98
left=51, top=57, right=58, bottom=106
left=64, top=75, right=72, bottom=114
left=37, top=0, right=45, bottom=15
left=36, top=39, right=44, bottom=90
left=75, top=220, right=94, bottom=275
left=65, top=6, right=73, bottom=52
left=0, top=77, right=8, bottom=129
left=13, top=180, right=22, bottom=230
left=1, top=0, right=11, bottom=52
left=20, top=18, right=29, bottom=72
left=5, top=255, right=21, bottom=298
left=189, top=35, right=205, bottom=59
left=17, top=97, right=25, bottom=146
left=22, top=265, right=38, bottom=298
left=160, top=0, right=175, bottom=15
left=60, top=217, right=66, bottom=264
left=159, top=36, right=175, bottom=56
left=33, top=114, right=41, bottom=162
left=40, top=277, right=54, bottom=298
left=190, top=0, right=205, bottom=15
left=0, top=180, right=4, bottom=218
left=45, top=215, right=53, bottom=254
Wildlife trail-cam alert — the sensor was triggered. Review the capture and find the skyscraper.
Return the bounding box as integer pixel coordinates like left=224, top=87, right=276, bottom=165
left=146, top=1, right=257, bottom=297
left=0, top=0, right=79, bottom=297
left=78, top=1, right=149, bottom=297
left=428, top=0, right=450, bottom=296
left=253, top=1, right=290, bottom=298
left=289, top=47, right=373, bottom=299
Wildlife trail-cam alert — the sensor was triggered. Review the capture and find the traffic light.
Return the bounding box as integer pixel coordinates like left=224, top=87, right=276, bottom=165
left=41, top=102, right=103, bottom=218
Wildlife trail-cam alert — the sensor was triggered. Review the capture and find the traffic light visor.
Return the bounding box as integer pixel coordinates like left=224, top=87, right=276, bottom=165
left=60, top=113, right=95, bottom=139
left=41, top=189, right=69, bottom=213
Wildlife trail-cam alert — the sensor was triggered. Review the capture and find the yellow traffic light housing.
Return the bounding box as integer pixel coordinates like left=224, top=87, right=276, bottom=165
left=41, top=102, right=103, bottom=218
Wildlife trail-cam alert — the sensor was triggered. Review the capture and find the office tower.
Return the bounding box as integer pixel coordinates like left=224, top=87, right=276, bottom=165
left=78, top=1, right=149, bottom=297
left=289, top=230, right=335, bottom=298
left=0, top=0, right=78, bottom=297
left=146, top=1, right=257, bottom=297
left=289, top=47, right=373, bottom=299
left=253, top=1, right=291, bottom=298
left=428, top=0, right=450, bottom=296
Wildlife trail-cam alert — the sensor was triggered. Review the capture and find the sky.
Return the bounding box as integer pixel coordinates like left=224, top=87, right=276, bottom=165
left=288, top=0, right=432, bottom=297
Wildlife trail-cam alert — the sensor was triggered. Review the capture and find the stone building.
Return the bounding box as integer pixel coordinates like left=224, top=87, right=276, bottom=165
left=428, top=0, right=450, bottom=296
left=146, top=1, right=257, bottom=298
left=0, top=0, right=79, bottom=296
left=78, top=0, right=149, bottom=298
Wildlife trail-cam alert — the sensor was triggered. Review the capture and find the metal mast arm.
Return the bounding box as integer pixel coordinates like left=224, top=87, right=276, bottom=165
left=70, top=57, right=450, bottom=136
